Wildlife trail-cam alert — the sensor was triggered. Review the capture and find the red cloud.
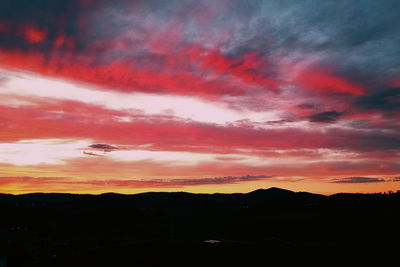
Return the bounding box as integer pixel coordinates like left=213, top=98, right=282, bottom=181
left=54, top=33, right=67, bottom=48
left=0, top=98, right=398, bottom=157
left=286, top=62, right=365, bottom=95
left=23, top=26, right=47, bottom=44
left=0, top=49, right=247, bottom=97
left=193, top=48, right=278, bottom=91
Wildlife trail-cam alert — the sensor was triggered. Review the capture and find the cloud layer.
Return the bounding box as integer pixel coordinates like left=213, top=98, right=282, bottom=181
left=0, top=0, right=399, bottom=194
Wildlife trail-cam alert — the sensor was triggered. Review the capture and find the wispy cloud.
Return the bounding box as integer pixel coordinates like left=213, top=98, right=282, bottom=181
left=309, top=111, right=343, bottom=123
left=0, top=175, right=274, bottom=191
left=330, top=177, right=398, bottom=184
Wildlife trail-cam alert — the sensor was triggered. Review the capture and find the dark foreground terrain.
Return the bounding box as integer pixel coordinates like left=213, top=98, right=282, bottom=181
left=1, top=187, right=399, bottom=266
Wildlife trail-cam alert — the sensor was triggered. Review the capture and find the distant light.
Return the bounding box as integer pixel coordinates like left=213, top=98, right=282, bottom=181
left=204, top=239, right=221, bottom=244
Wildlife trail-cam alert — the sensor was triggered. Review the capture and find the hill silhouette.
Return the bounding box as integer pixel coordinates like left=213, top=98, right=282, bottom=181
left=0, top=187, right=325, bottom=205
left=0, top=187, right=399, bottom=266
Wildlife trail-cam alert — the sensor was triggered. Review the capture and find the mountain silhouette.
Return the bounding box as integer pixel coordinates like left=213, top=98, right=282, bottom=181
left=248, top=187, right=297, bottom=200
left=0, top=187, right=326, bottom=206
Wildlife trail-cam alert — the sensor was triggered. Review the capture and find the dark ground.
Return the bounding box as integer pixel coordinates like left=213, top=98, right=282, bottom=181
left=0, top=187, right=399, bottom=266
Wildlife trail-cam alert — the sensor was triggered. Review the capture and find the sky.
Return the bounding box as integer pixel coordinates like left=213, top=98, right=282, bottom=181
left=0, top=0, right=399, bottom=195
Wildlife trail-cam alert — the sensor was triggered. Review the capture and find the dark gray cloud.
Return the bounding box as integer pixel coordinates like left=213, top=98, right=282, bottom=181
left=78, top=174, right=275, bottom=187
left=326, top=127, right=400, bottom=152
left=226, top=0, right=400, bottom=83
left=331, top=176, right=400, bottom=184
left=89, top=143, right=118, bottom=151
left=331, top=177, right=386, bottom=184
left=309, top=111, right=343, bottom=123
left=0, top=174, right=274, bottom=188
left=167, top=175, right=273, bottom=186
left=354, top=87, right=400, bottom=111
left=298, top=103, right=317, bottom=110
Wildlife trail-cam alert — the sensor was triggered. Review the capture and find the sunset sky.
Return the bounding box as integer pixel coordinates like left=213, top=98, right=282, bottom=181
left=0, top=0, right=399, bottom=195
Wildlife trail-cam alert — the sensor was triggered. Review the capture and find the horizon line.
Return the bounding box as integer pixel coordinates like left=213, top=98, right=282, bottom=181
left=1, top=186, right=399, bottom=197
